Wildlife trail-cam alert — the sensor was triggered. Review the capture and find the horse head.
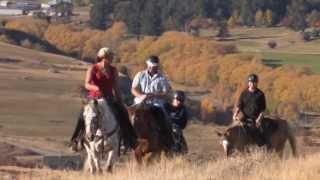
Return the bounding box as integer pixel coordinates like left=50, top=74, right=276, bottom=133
left=83, top=99, right=100, bottom=141
left=216, top=125, right=247, bottom=157
left=127, top=103, right=146, bottom=125
left=216, top=130, right=234, bottom=156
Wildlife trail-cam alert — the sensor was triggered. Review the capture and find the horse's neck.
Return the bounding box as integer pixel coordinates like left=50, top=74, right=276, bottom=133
left=97, top=99, right=117, bottom=132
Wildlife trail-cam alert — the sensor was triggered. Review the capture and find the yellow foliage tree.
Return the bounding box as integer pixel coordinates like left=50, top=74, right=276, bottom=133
left=5, top=17, right=49, bottom=38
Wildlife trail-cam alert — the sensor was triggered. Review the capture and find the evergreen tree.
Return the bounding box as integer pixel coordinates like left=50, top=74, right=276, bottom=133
left=196, top=0, right=210, bottom=17
left=265, top=9, right=274, bottom=27
left=90, top=0, right=114, bottom=30
left=240, top=0, right=255, bottom=26
left=217, top=22, right=230, bottom=38
left=228, top=15, right=237, bottom=27
left=287, top=0, right=308, bottom=31
left=95, top=0, right=320, bottom=34
left=140, top=0, right=163, bottom=35
left=125, top=0, right=144, bottom=36
left=306, top=10, right=320, bottom=27
left=255, top=9, right=265, bottom=27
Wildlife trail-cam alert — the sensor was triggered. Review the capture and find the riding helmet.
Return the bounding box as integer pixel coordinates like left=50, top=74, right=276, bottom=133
left=248, top=74, right=259, bottom=83
left=173, top=90, right=186, bottom=102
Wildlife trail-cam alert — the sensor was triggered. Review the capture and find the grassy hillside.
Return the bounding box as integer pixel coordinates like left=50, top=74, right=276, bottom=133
left=262, top=52, right=320, bottom=73
left=210, top=27, right=320, bottom=74
left=0, top=42, right=85, bottom=140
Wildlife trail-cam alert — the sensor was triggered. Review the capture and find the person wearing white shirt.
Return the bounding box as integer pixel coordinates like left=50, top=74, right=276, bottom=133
left=131, top=55, right=174, bottom=149
left=131, top=55, right=171, bottom=107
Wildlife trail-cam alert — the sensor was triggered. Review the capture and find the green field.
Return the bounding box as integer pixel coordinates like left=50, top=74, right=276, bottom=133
left=261, top=52, right=320, bottom=73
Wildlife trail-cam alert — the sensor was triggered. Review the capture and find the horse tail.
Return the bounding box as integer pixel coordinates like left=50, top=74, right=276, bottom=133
left=287, top=124, right=298, bottom=157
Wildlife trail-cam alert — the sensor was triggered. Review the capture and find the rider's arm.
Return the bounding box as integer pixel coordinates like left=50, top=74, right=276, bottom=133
left=131, top=72, right=145, bottom=98
left=113, top=68, right=123, bottom=103
left=85, top=66, right=99, bottom=92
left=233, top=107, right=240, bottom=120
left=256, top=93, right=266, bottom=124
left=179, top=107, right=188, bottom=130
left=233, top=92, right=244, bottom=120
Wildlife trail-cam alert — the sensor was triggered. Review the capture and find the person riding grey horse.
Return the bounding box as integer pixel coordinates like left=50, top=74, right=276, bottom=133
left=131, top=55, right=174, bottom=149
left=70, top=47, right=136, bottom=152
left=233, top=74, right=271, bottom=148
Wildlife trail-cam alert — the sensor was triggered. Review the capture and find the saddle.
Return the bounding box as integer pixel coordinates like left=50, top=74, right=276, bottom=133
left=241, top=117, right=278, bottom=147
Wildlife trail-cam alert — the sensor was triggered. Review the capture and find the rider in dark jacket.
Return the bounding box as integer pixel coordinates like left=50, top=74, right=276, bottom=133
left=233, top=74, right=270, bottom=148
left=164, top=90, right=188, bottom=153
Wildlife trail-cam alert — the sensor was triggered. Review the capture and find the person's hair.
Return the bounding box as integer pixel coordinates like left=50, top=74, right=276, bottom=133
left=95, top=53, right=113, bottom=63
left=96, top=56, right=103, bottom=63
left=148, top=55, right=159, bottom=64
left=118, top=65, right=129, bottom=75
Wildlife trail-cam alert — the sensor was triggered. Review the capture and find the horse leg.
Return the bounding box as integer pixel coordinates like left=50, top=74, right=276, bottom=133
left=105, top=150, right=115, bottom=172
left=277, top=145, right=285, bottom=159
left=105, top=134, right=120, bottom=173
left=92, top=151, right=102, bottom=174
left=134, top=148, right=143, bottom=164
left=287, top=129, right=297, bottom=157
left=93, top=140, right=103, bottom=174
left=84, top=143, right=94, bottom=174
left=143, top=152, right=152, bottom=165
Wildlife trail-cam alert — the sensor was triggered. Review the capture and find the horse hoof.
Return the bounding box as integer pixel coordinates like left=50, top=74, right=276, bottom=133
left=107, top=166, right=113, bottom=173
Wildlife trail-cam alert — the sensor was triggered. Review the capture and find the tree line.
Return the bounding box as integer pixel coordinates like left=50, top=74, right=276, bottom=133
left=89, top=0, right=320, bottom=35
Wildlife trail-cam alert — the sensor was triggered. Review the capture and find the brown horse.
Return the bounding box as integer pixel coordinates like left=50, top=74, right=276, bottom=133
left=127, top=104, right=174, bottom=164
left=216, top=117, right=297, bottom=158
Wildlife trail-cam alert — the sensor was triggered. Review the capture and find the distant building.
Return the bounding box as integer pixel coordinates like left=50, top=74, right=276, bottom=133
left=48, top=0, right=72, bottom=5
left=0, top=0, right=72, bottom=22
left=0, top=1, right=41, bottom=15
left=41, top=3, right=50, bottom=9
left=47, top=0, right=73, bottom=23
left=0, top=8, right=24, bottom=15
left=14, top=1, right=41, bottom=11
left=0, top=1, right=11, bottom=7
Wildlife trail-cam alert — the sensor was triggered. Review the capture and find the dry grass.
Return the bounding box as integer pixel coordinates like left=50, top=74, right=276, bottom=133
left=6, top=150, right=319, bottom=180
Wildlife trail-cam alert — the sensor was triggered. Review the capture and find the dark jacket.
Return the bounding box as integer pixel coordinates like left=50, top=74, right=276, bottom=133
left=164, top=103, right=188, bottom=130
left=237, top=88, right=266, bottom=119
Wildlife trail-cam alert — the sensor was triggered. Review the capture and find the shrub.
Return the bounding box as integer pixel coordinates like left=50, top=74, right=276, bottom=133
left=302, top=32, right=311, bottom=41
left=200, top=97, right=216, bottom=122
left=5, top=17, right=49, bottom=39
left=267, top=41, right=277, bottom=49
left=20, top=39, right=32, bottom=49
left=0, top=34, right=11, bottom=43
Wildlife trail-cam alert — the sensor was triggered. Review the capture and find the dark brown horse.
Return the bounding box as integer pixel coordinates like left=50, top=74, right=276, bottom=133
left=127, top=104, right=174, bottom=163
left=217, top=117, right=297, bottom=158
